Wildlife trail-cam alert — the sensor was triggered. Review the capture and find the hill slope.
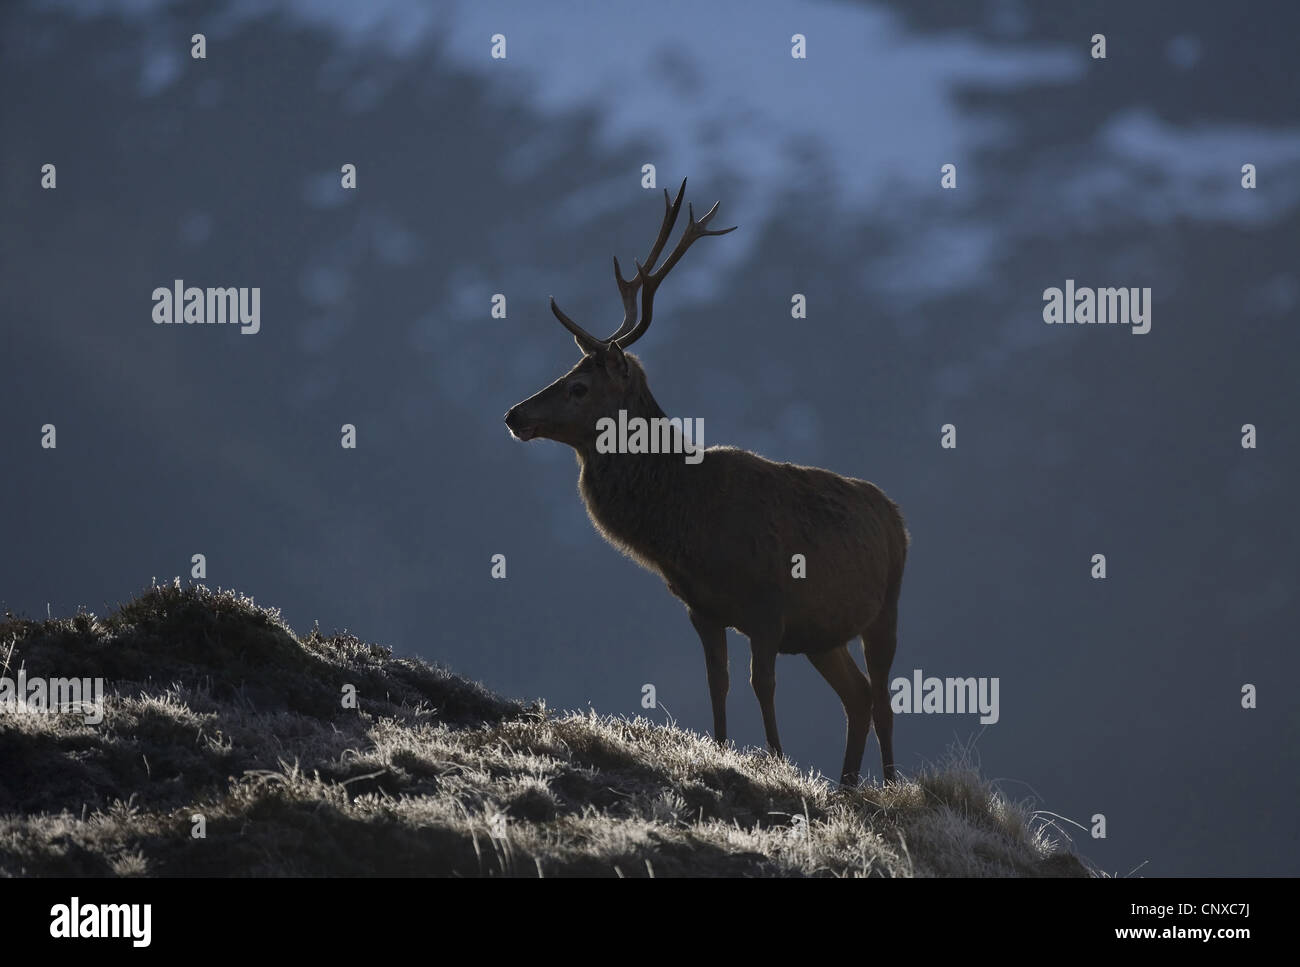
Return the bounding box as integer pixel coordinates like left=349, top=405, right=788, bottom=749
left=0, top=584, right=1089, bottom=876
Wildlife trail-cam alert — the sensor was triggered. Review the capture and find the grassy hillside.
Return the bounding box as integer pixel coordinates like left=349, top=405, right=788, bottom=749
left=0, top=583, right=1090, bottom=876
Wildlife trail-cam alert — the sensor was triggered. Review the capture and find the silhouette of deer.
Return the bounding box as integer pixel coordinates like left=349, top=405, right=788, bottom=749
left=505, top=179, right=908, bottom=785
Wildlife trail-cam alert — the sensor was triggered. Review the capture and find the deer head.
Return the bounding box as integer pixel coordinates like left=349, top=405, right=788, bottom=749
left=504, top=179, right=735, bottom=450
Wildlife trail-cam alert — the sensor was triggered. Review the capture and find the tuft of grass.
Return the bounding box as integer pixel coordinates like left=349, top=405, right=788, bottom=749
left=0, top=582, right=1091, bottom=876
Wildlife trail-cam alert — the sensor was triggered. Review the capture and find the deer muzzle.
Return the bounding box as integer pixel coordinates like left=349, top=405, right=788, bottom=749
left=504, top=407, right=540, bottom=442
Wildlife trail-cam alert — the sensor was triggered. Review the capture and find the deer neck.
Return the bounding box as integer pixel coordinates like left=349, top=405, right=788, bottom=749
left=575, top=391, right=691, bottom=562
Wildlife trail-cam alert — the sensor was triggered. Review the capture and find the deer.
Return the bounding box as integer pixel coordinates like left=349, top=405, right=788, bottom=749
left=504, top=179, right=909, bottom=786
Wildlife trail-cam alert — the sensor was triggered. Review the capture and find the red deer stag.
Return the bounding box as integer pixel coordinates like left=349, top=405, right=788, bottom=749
left=505, top=179, right=908, bottom=785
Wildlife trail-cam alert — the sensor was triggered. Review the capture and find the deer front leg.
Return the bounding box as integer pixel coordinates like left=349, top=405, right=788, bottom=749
left=688, top=609, right=728, bottom=745
left=748, top=639, right=784, bottom=758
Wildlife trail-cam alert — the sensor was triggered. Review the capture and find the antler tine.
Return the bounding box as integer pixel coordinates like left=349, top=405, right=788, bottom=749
left=609, top=255, right=639, bottom=345
left=549, top=296, right=606, bottom=353
left=642, top=179, right=689, bottom=274
left=614, top=198, right=736, bottom=349
left=607, top=180, right=687, bottom=344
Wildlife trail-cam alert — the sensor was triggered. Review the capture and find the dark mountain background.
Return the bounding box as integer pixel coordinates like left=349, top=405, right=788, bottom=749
left=2, top=0, right=1296, bottom=875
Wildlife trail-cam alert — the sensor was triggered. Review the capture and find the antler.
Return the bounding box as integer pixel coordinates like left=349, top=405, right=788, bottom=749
left=548, top=297, right=605, bottom=353
left=606, top=180, right=687, bottom=344
left=615, top=192, right=736, bottom=348
left=548, top=178, right=735, bottom=353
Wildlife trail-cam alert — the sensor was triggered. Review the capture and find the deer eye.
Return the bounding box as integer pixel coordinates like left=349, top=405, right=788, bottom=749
left=568, top=382, right=588, bottom=399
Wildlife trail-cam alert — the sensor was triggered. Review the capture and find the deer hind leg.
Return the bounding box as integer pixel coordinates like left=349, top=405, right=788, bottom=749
left=807, top=644, right=872, bottom=787
left=688, top=609, right=729, bottom=745
left=747, top=636, right=784, bottom=759
left=863, top=603, right=899, bottom=783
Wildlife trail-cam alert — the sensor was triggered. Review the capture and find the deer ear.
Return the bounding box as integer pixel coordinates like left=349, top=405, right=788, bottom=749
left=603, top=341, right=629, bottom=379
